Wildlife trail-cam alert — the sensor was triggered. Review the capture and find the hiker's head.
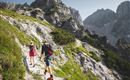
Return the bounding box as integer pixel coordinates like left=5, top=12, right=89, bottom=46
left=42, top=39, right=47, bottom=44
left=50, top=75, right=53, bottom=78
left=58, top=47, right=61, bottom=49
left=30, top=41, right=33, bottom=45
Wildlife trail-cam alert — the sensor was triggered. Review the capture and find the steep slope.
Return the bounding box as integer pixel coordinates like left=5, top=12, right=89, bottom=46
left=0, top=17, right=25, bottom=80
left=81, top=32, right=130, bottom=80
left=0, top=9, right=121, bottom=80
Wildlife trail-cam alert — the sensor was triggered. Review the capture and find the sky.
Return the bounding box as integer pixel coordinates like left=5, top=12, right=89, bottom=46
left=1, top=0, right=129, bottom=20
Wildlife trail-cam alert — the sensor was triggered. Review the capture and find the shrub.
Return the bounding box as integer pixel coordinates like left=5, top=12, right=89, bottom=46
left=51, top=28, right=75, bottom=45
left=103, top=50, right=130, bottom=80
left=89, top=51, right=101, bottom=62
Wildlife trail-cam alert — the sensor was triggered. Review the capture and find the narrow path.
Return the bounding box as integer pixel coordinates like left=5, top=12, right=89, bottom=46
left=25, top=52, right=64, bottom=80
left=15, top=38, right=64, bottom=80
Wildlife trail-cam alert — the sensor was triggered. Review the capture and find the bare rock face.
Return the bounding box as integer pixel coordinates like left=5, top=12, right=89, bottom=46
left=31, top=0, right=62, bottom=10
left=0, top=2, right=16, bottom=10
left=111, top=1, right=130, bottom=43
left=30, top=0, right=83, bottom=36
left=69, top=7, right=83, bottom=26
left=83, top=9, right=117, bottom=45
left=30, top=8, right=44, bottom=20
left=75, top=52, right=121, bottom=80
left=116, top=1, right=130, bottom=19
left=84, top=9, right=117, bottom=28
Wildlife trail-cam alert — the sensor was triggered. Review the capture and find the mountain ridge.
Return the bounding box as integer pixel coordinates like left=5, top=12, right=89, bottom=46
left=84, top=1, right=130, bottom=46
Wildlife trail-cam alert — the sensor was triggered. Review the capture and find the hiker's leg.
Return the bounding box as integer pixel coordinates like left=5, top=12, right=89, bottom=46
left=48, top=66, right=52, bottom=74
left=44, top=59, right=48, bottom=74
left=30, top=57, right=32, bottom=65
left=47, top=60, right=52, bottom=74
left=32, top=56, right=35, bottom=65
left=40, top=53, right=43, bottom=60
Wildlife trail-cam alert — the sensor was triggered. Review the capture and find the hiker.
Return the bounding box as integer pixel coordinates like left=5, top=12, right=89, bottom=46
left=40, top=40, right=47, bottom=61
left=47, top=74, right=53, bottom=80
left=41, top=41, right=53, bottom=78
left=29, top=41, right=36, bottom=67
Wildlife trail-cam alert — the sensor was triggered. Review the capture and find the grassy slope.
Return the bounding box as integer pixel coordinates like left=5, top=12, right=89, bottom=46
left=0, top=9, right=53, bottom=29
left=0, top=9, right=42, bottom=80
left=0, top=17, right=25, bottom=80
left=55, top=43, right=99, bottom=80
left=0, top=9, right=100, bottom=80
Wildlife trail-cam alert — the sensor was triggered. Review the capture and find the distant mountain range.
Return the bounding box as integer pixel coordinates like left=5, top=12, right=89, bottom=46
left=84, top=1, right=130, bottom=46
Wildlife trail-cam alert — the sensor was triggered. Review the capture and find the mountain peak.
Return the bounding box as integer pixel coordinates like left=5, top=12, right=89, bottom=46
left=116, top=1, right=130, bottom=19
left=83, top=8, right=116, bottom=28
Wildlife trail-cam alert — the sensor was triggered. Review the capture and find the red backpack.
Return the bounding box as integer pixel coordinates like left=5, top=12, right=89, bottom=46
left=48, top=45, right=53, bottom=56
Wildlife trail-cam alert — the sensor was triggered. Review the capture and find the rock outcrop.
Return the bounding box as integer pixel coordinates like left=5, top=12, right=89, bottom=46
left=116, top=1, right=130, bottom=19
left=0, top=0, right=84, bottom=37
left=69, top=7, right=83, bottom=26
left=75, top=52, right=121, bottom=80
left=0, top=2, right=16, bottom=10
left=30, top=0, right=83, bottom=36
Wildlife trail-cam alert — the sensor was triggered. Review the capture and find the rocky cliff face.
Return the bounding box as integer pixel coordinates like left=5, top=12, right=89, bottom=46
left=0, top=0, right=84, bottom=37
left=84, top=9, right=117, bottom=45
left=112, top=1, right=130, bottom=43
left=69, top=7, right=83, bottom=26
left=84, top=1, right=130, bottom=46
left=84, top=9, right=117, bottom=28
left=0, top=2, right=16, bottom=10
left=30, top=0, right=83, bottom=36
left=117, top=1, right=130, bottom=19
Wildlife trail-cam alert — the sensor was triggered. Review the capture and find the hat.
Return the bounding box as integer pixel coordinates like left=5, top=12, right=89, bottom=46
left=30, top=41, right=34, bottom=45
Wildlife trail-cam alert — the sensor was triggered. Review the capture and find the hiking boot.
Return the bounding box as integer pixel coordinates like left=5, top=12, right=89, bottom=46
left=44, top=70, right=47, bottom=75
left=32, top=64, right=35, bottom=67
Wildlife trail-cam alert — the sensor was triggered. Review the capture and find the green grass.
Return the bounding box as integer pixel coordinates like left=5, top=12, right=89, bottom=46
left=0, top=9, right=54, bottom=29
left=0, top=18, right=25, bottom=80
left=0, top=16, right=41, bottom=80
left=32, top=73, right=42, bottom=80
left=63, top=42, right=90, bottom=56
left=53, top=49, right=61, bottom=56
left=0, top=9, right=41, bottom=46
left=55, top=42, right=99, bottom=80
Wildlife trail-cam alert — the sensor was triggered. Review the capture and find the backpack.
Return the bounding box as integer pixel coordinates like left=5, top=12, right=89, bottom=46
left=48, top=45, right=53, bottom=56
